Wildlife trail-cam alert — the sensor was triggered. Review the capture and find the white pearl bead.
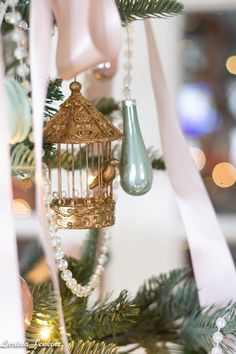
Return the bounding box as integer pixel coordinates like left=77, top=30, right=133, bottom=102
left=61, top=270, right=72, bottom=281
left=101, top=245, right=108, bottom=253
left=103, top=230, right=111, bottom=240
left=5, top=11, right=21, bottom=24
left=213, top=332, right=223, bottom=343
left=50, top=224, right=59, bottom=233
left=216, top=317, right=226, bottom=329
left=57, top=259, right=68, bottom=271
left=14, top=47, right=27, bottom=60
left=12, top=28, right=25, bottom=42
left=97, top=255, right=106, bottom=265
left=212, top=347, right=223, bottom=354
left=66, top=278, right=77, bottom=289
left=17, top=20, right=28, bottom=30
left=81, top=287, right=91, bottom=297
left=51, top=238, right=62, bottom=248
left=95, top=265, right=104, bottom=275
left=55, top=249, right=64, bottom=260
left=47, top=210, right=56, bottom=218
left=16, top=63, right=29, bottom=77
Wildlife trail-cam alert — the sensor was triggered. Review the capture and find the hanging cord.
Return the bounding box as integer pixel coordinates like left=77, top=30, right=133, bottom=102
left=123, top=20, right=132, bottom=100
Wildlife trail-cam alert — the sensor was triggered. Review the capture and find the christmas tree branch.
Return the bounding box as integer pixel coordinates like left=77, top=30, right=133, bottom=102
left=116, top=0, right=184, bottom=23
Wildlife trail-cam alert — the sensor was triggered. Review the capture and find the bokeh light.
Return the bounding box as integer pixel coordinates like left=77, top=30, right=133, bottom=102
left=190, top=147, right=206, bottom=171
left=178, top=83, right=220, bottom=136
left=212, top=162, right=236, bottom=188
left=226, top=56, right=236, bottom=75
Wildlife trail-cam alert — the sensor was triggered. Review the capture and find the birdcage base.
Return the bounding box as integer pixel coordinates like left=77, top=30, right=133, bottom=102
left=50, top=197, right=116, bottom=230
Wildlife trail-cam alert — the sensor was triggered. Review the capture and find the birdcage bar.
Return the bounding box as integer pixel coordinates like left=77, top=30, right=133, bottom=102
left=57, top=143, right=62, bottom=198
left=71, top=144, right=75, bottom=198
left=91, top=142, right=94, bottom=177
left=86, top=144, right=89, bottom=198
left=109, top=141, right=113, bottom=198
left=79, top=144, right=83, bottom=197
left=48, top=159, right=52, bottom=195
left=65, top=144, right=69, bottom=197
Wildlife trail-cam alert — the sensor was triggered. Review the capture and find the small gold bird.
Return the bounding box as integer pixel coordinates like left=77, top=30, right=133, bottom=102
left=89, top=158, right=120, bottom=190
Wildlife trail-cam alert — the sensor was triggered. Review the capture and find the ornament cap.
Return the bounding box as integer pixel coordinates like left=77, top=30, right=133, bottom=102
left=70, top=81, right=81, bottom=93
left=122, top=99, right=136, bottom=107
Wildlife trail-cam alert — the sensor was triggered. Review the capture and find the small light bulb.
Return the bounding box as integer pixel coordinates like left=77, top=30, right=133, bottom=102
left=40, top=326, right=50, bottom=340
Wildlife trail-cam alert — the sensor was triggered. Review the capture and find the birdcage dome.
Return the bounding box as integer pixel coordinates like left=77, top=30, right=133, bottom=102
left=43, top=81, right=123, bottom=144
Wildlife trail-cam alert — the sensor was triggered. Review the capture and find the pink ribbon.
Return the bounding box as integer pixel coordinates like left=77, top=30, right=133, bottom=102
left=29, top=1, right=69, bottom=352
left=50, top=0, right=122, bottom=79
left=145, top=20, right=236, bottom=306
left=0, top=37, right=25, bottom=352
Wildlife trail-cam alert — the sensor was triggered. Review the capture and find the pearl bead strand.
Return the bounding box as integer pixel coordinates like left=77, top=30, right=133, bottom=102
left=2, top=0, right=30, bottom=90
left=211, top=317, right=227, bottom=354
left=43, top=170, right=110, bottom=298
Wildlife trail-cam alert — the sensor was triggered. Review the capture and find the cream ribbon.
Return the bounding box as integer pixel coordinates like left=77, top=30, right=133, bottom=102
left=0, top=36, right=25, bottom=354
left=145, top=20, right=236, bottom=306
left=29, top=0, right=70, bottom=352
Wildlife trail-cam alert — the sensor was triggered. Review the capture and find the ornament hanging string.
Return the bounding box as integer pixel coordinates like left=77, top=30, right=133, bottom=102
left=0, top=31, right=25, bottom=353
left=123, top=21, right=132, bottom=100
left=29, top=1, right=70, bottom=352
left=145, top=20, right=236, bottom=306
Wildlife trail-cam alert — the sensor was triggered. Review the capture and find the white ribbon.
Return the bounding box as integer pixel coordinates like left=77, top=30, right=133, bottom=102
left=0, top=37, right=25, bottom=352
left=29, top=1, right=70, bottom=352
left=145, top=20, right=236, bottom=306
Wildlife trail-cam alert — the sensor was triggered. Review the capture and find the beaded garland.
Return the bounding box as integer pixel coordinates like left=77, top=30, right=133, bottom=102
left=3, top=0, right=30, bottom=91
left=211, top=317, right=227, bottom=354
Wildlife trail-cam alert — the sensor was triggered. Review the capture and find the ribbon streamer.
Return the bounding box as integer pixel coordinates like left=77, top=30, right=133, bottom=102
left=145, top=20, right=236, bottom=306
left=0, top=37, right=25, bottom=352
left=29, top=1, right=69, bottom=352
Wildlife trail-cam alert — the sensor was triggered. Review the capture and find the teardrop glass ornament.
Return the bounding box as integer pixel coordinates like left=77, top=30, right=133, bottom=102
left=120, top=99, right=153, bottom=196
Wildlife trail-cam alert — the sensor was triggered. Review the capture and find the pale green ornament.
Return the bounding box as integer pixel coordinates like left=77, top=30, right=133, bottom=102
left=5, top=78, right=31, bottom=144
left=120, top=99, right=153, bottom=196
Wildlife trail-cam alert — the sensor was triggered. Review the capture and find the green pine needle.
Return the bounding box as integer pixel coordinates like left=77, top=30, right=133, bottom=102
left=116, top=0, right=184, bottom=23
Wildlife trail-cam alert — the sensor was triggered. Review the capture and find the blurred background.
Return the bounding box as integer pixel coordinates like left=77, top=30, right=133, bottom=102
left=15, top=0, right=236, bottom=298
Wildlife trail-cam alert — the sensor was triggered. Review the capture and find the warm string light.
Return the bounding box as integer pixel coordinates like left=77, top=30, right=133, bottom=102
left=40, top=326, right=51, bottom=341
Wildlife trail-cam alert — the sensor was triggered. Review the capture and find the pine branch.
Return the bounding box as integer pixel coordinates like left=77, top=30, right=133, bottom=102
left=78, top=290, right=139, bottom=339
left=45, top=79, right=64, bottom=118
left=70, top=340, right=118, bottom=354
left=116, top=0, right=184, bottom=23
left=181, top=304, right=236, bottom=353
left=20, top=241, right=43, bottom=277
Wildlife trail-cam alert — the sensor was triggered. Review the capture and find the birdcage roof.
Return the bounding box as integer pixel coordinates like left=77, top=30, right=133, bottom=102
left=43, top=81, right=123, bottom=144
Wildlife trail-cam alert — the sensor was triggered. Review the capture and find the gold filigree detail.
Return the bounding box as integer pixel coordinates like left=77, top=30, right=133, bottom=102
left=51, top=197, right=116, bottom=229
left=43, top=81, right=123, bottom=144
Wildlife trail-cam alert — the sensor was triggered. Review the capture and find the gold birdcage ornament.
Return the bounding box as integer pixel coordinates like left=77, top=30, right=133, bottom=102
left=43, top=81, right=123, bottom=230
